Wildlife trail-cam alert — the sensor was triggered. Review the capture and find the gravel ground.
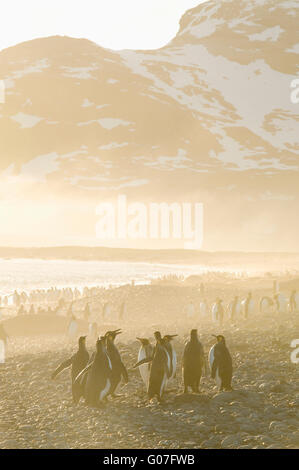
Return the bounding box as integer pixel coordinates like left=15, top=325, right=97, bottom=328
left=0, top=286, right=298, bottom=449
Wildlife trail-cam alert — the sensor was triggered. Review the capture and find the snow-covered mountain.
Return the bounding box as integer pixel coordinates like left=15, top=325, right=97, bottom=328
left=0, top=0, right=298, bottom=250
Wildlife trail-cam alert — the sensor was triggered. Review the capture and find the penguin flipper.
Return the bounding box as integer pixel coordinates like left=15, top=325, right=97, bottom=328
left=74, top=362, right=92, bottom=384
left=133, top=357, right=153, bottom=368
left=51, top=357, right=73, bottom=379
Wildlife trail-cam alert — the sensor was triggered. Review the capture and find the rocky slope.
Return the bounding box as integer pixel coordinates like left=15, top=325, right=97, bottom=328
left=0, top=0, right=298, bottom=249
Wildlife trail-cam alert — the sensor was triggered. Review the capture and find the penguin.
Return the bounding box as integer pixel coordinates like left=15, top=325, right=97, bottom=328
left=136, top=337, right=154, bottom=388
left=259, top=296, right=274, bottom=314
left=242, top=292, right=254, bottom=319
left=154, top=331, right=171, bottom=377
left=209, top=335, right=233, bottom=392
left=51, top=336, right=89, bottom=402
left=289, top=290, right=299, bottom=313
left=183, top=329, right=206, bottom=393
left=84, top=303, right=91, bottom=322
left=228, top=296, right=241, bottom=321
left=75, top=337, right=112, bottom=406
left=89, top=322, right=98, bottom=342
left=119, top=301, right=126, bottom=321
left=67, top=314, right=78, bottom=338
left=0, top=324, right=8, bottom=364
left=212, top=298, right=224, bottom=324
left=103, top=302, right=111, bottom=321
left=274, top=293, right=287, bottom=314
left=199, top=299, right=208, bottom=318
left=163, top=334, right=178, bottom=381
left=185, top=301, right=195, bottom=319
left=134, top=335, right=171, bottom=402
left=105, top=329, right=128, bottom=397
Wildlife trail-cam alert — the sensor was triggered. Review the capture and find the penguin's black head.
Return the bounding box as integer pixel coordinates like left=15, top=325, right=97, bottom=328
left=212, top=334, right=225, bottom=343
left=190, top=329, right=198, bottom=339
left=136, top=337, right=150, bottom=346
left=154, top=331, right=162, bottom=341
left=78, top=336, right=86, bottom=346
left=217, top=335, right=225, bottom=343
left=164, top=334, right=178, bottom=342
left=105, top=329, right=122, bottom=341
left=96, top=336, right=106, bottom=351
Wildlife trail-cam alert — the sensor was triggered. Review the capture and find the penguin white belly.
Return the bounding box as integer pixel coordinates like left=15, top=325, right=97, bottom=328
left=160, top=371, right=168, bottom=398
left=165, top=350, right=171, bottom=377
left=248, top=299, right=254, bottom=315
left=171, top=348, right=177, bottom=380
left=200, top=303, right=207, bottom=317
left=99, top=378, right=111, bottom=401
left=68, top=320, right=78, bottom=337
left=209, top=345, right=221, bottom=387
left=138, top=348, right=150, bottom=386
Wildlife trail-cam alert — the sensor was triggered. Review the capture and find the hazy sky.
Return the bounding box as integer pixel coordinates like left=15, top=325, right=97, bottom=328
left=0, top=0, right=207, bottom=52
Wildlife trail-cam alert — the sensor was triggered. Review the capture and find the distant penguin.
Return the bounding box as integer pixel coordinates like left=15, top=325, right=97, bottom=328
left=105, top=330, right=128, bottom=397
left=84, top=303, right=90, bottom=322
left=134, top=334, right=171, bottom=402
left=136, top=337, right=154, bottom=388
left=163, top=334, right=178, bottom=381
left=209, top=335, right=233, bottom=391
left=228, top=296, right=241, bottom=321
left=212, top=298, right=224, bottom=324
left=0, top=324, right=8, bottom=364
left=185, top=302, right=195, bottom=319
left=260, top=296, right=274, bottom=314
left=89, top=322, right=98, bottom=342
left=199, top=299, right=208, bottom=318
left=290, top=290, right=299, bottom=313
left=67, top=315, right=78, bottom=338
left=183, top=329, right=206, bottom=394
left=242, top=292, right=254, bottom=319
left=103, top=302, right=111, bottom=321
left=119, top=301, right=126, bottom=321
left=51, top=336, right=89, bottom=402
left=75, top=337, right=112, bottom=406
left=275, top=293, right=287, bottom=314
left=29, top=304, right=35, bottom=315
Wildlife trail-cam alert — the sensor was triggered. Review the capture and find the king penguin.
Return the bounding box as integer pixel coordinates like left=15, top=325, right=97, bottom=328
left=136, top=337, right=154, bottom=388
left=183, top=329, right=206, bottom=393
left=209, top=335, right=233, bottom=392
left=76, top=337, right=112, bottom=407
left=105, top=329, right=129, bottom=397
left=133, top=332, right=171, bottom=402
left=51, top=336, right=89, bottom=402
left=163, top=334, right=178, bottom=381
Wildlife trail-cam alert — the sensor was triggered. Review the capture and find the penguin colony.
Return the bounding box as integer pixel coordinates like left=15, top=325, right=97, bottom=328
left=51, top=329, right=233, bottom=406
